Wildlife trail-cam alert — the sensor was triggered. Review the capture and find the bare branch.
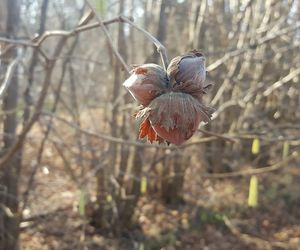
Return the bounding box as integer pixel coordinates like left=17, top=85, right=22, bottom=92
left=198, top=128, right=238, bottom=143
left=32, top=17, right=126, bottom=45
left=263, top=67, right=300, bottom=96
left=207, top=21, right=300, bottom=72
left=41, top=111, right=220, bottom=149
left=85, top=0, right=131, bottom=73
left=0, top=51, right=22, bottom=99
left=0, top=16, right=131, bottom=62
left=0, top=37, right=34, bottom=47
left=0, top=38, right=67, bottom=170
left=119, top=15, right=169, bottom=71
left=202, top=151, right=299, bottom=178
left=163, top=151, right=299, bottom=181
left=224, top=216, right=289, bottom=249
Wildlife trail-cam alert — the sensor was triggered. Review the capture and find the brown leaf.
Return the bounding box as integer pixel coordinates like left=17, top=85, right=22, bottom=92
left=139, top=118, right=157, bottom=143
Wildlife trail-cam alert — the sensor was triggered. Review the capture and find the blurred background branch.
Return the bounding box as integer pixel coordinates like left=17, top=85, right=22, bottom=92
left=0, top=0, right=299, bottom=249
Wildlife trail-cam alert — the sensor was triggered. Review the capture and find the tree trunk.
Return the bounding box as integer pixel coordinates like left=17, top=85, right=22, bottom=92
left=0, top=0, right=21, bottom=249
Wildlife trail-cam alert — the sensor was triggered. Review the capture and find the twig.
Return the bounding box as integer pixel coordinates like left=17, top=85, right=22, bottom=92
left=207, top=21, right=300, bottom=72
left=33, top=17, right=126, bottom=45
left=202, top=151, right=299, bottom=178
left=224, top=216, right=289, bottom=249
left=77, top=9, right=94, bottom=26
left=119, top=15, right=169, bottom=70
left=22, top=40, right=79, bottom=210
left=263, top=67, right=300, bottom=96
left=0, top=38, right=67, bottom=170
left=198, top=128, right=238, bottom=143
left=257, top=21, right=300, bottom=45
left=41, top=111, right=219, bottom=149
left=85, top=0, right=131, bottom=73
left=207, top=48, right=246, bottom=72
left=161, top=152, right=298, bottom=181
left=42, top=111, right=300, bottom=149
left=0, top=18, right=125, bottom=47
left=0, top=16, right=129, bottom=61
left=21, top=206, right=71, bottom=223
left=0, top=51, right=23, bottom=99
left=0, top=37, right=33, bottom=47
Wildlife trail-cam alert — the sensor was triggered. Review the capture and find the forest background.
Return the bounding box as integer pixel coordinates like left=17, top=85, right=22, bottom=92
left=0, top=0, right=300, bottom=249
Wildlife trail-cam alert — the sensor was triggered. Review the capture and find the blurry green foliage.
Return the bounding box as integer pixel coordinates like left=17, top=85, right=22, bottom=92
left=199, top=210, right=225, bottom=225
left=190, top=208, right=226, bottom=230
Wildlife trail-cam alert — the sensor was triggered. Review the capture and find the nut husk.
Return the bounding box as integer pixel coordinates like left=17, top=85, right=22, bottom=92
left=123, top=63, right=168, bottom=106
left=167, top=50, right=207, bottom=99
left=137, top=91, right=215, bottom=145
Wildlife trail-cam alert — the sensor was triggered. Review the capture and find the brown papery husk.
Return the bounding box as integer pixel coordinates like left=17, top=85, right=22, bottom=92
left=146, top=92, right=214, bottom=145
left=123, top=64, right=169, bottom=106
left=167, top=50, right=206, bottom=91
left=171, top=80, right=213, bottom=102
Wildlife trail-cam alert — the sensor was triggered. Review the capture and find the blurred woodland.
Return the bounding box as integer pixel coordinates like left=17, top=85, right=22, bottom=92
left=0, top=0, right=300, bottom=249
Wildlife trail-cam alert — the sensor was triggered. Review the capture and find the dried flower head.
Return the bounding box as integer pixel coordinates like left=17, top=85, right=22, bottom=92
left=123, top=63, right=168, bottom=106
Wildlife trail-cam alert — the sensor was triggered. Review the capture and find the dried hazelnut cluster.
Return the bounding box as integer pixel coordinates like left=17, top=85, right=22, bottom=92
left=123, top=50, right=214, bottom=145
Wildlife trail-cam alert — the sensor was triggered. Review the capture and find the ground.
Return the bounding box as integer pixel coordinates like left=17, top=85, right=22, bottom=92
left=20, top=144, right=300, bottom=250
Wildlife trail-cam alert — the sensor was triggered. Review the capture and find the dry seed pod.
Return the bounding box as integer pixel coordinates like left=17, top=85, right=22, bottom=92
left=172, top=80, right=213, bottom=101
left=137, top=92, right=215, bottom=145
left=123, top=64, right=168, bottom=106
left=167, top=50, right=206, bottom=92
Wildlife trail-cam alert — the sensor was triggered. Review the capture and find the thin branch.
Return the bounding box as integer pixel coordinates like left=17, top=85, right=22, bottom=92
left=207, top=21, right=300, bottom=72
left=0, top=12, right=166, bottom=75
left=224, top=216, right=289, bottom=250
left=32, top=17, right=126, bottom=45
left=119, top=15, right=169, bottom=71
left=0, top=51, right=22, bottom=99
left=85, top=0, right=131, bottom=73
left=41, top=111, right=219, bottom=149
left=257, top=21, right=300, bottom=45
left=263, top=67, right=300, bottom=96
left=22, top=39, right=78, bottom=210
left=42, top=111, right=300, bottom=149
left=212, top=68, right=299, bottom=119
left=162, top=151, right=299, bottom=181
left=202, top=151, right=299, bottom=178
left=0, top=18, right=125, bottom=47
left=0, top=38, right=67, bottom=170
left=0, top=37, right=34, bottom=47
left=0, top=16, right=130, bottom=61
left=198, top=128, right=238, bottom=143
